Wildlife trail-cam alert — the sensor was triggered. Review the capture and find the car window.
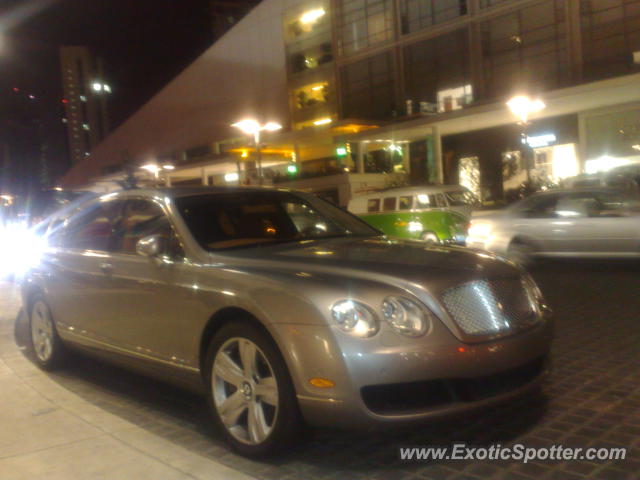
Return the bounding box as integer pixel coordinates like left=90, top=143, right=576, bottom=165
left=557, top=191, right=634, bottom=218
left=113, top=199, right=183, bottom=257
left=367, top=198, right=380, bottom=213
left=435, top=194, right=447, bottom=207
left=398, top=196, right=412, bottom=210
left=555, top=194, right=597, bottom=218
left=59, top=200, right=124, bottom=251
left=514, top=194, right=558, bottom=218
left=382, top=197, right=396, bottom=212
left=595, top=192, right=631, bottom=214
left=175, top=191, right=379, bottom=250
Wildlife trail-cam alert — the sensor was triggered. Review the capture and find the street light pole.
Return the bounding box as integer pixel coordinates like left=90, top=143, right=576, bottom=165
left=254, top=130, right=263, bottom=184
left=232, top=119, right=282, bottom=186
left=506, top=95, right=545, bottom=190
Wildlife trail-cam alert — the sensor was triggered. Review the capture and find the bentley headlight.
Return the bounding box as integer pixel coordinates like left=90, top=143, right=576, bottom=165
left=331, top=300, right=379, bottom=338
left=382, top=296, right=430, bottom=337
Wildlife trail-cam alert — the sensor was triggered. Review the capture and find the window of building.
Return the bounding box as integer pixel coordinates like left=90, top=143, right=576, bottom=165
left=580, top=0, right=640, bottom=81
left=400, top=0, right=467, bottom=34
left=584, top=107, right=640, bottom=173
left=367, top=198, right=381, bottom=212
left=337, top=0, right=394, bottom=55
left=383, top=197, right=396, bottom=211
left=294, top=82, right=331, bottom=109
left=480, top=0, right=568, bottom=99
left=404, top=29, right=471, bottom=112
left=289, top=43, right=334, bottom=74
left=364, top=146, right=403, bottom=173
left=285, top=5, right=329, bottom=42
left=341, top=52, right=396, bottom=120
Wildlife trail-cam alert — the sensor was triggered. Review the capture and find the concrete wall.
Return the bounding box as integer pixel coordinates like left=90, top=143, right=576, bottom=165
left=62, top=0, right=308, bottom=187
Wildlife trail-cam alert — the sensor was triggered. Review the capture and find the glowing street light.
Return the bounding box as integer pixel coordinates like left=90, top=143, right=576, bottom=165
left=300, top=8, right=325, bottom=25
left=506, top=95, right=546, bottom=186
left=231, top=119, right=282, bottom=184
left=139, top=163, right=174, bottom=186
left=506, top=95, right=545, bottom=124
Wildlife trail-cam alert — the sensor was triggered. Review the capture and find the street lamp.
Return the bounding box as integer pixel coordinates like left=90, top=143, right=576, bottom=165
left=139, top=163, right=174, bottom=185
left=506, top=95, right=546, bottom=186
left=506, top=95, right=545, bottom=125
left=231, top=119, right=282, bottom=185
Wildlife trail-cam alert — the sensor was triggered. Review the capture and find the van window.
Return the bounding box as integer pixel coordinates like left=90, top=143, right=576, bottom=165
left=383, top=197, right=396, bottom=211
left=399, top=196, right=412, bottom=210
left=367, top=199, right=381, bottom=212
left=416, top=194, right=436, bottom=208
left=445, top=190, right=473, bottom=206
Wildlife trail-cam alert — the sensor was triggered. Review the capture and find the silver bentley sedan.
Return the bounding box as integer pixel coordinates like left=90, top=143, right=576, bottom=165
left=22, top=187, right=553, bottom=456
left=467, top=188, right=640, bottom=265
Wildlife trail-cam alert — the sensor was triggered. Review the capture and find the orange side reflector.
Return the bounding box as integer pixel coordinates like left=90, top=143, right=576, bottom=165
left=309, top=377, right=335, bottom=388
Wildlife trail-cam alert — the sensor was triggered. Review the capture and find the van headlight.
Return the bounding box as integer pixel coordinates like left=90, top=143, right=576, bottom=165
left=382, top=296, right=431, bottom=337
left=331, top=300, right=379, bottom=338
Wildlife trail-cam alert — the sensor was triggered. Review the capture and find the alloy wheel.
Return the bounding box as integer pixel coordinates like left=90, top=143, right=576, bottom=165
left=31, top=301, right=54, bottom=363
left=212, top=337, right=279, bottom=445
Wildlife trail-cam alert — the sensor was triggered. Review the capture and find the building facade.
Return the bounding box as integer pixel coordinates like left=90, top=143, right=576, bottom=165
left=61, top=0, right=640, bottom=205
left=59, top=46, right=111, bottom=165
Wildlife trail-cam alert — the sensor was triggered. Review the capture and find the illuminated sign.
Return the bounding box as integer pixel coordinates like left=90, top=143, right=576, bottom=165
left=525, top=133, right=557, bottom=148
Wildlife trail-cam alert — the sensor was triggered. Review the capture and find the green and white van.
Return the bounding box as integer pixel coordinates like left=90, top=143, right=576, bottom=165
left=348, top=185, right=476, bottom=244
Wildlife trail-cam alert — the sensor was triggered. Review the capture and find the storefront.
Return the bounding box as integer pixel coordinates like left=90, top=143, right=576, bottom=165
left=581, top=104, right=640, bottom=174
left=442, top=114, right=580, bottom=204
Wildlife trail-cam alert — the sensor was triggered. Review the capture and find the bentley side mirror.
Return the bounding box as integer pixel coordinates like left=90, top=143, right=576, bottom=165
left=136, top=234, right=164, bottom=258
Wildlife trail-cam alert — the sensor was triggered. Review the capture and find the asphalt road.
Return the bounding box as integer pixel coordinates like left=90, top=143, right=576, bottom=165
left=2, top=260, right=639, bottom=480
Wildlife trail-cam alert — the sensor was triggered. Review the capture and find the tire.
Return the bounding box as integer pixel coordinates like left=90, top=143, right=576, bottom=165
left=507, top=240, right=536, bottom=268
left=29, top=296, right=67, bottom=370
left=204, top=321, right=302, bottom=457
left=421, top=231, right=439, bottom=244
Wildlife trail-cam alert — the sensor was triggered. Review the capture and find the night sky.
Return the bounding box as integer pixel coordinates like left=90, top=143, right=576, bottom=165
left=1, top=0, right=215, bottom=185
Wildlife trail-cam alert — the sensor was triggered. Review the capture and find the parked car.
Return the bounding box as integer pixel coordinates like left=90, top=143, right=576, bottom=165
left=467, top=188, right=640, bottom=265
left=23, top=187, right=552, bottom=457
left=348, top=185, right=476, bottom=244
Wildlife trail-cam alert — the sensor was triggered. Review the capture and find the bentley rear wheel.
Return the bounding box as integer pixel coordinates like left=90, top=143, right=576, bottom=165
left=29, top=296, right=66, bottom=370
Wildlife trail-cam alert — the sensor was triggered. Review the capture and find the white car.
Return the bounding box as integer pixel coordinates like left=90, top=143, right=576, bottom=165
left=466, top=188, right=640, bottom=265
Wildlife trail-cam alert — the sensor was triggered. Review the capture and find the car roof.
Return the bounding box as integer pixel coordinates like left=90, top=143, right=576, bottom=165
left=100, top=185, right=300, bottom=200
left=531, top=187, right=629, bottom=196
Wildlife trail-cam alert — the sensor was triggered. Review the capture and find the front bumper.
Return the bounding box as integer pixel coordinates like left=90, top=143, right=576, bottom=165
left=272, top=317, right=553, bottom=429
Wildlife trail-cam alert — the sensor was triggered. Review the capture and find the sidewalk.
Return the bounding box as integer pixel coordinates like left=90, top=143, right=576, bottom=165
left=0, top=282, right=254, bottom=480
